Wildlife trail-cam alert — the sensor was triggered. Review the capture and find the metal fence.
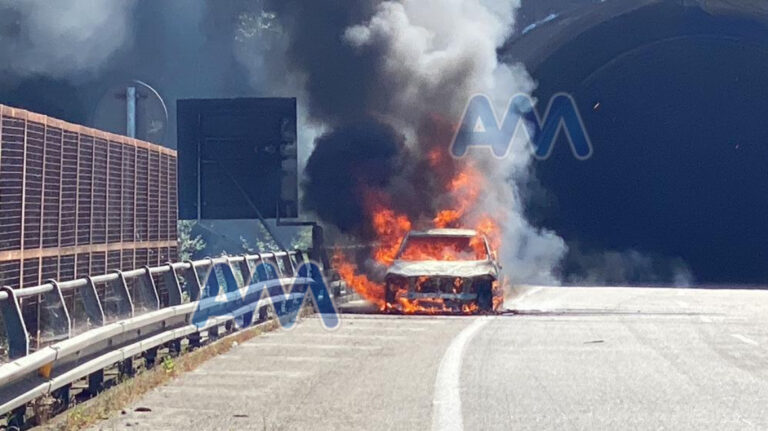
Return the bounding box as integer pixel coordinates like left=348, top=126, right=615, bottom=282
left=0, top=250, right=318, bottom=426
left=0, top=250, right=305, bottom=357
left=0, top=104, right=179, bottom=294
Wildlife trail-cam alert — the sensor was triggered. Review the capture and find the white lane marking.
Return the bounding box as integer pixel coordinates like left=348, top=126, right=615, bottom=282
left=265, top=333, right=407, bottom=340
left=302, top=326, right=428, bottom=332
left=213, top=354, right=352, bottom=362
left=216, top=354, right=250, bottom=361
left=432, top=317, right=492, bottom=431
left=732, top=334, right=759, bottom=346
left=302, top=324, right=430, bottom=335
left=240, top=342, right=382, bottom=350
left=194, top=370, right=311, bottom=378
left=157, top=386, right=276, bottom=397
left=261, top=355, right=353, bottom=362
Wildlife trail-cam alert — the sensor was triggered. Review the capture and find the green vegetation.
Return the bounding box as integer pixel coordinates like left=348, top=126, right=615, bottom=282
left=290, top=227, right=313, bottom=252
left=177, top=220, right=206, bottom=261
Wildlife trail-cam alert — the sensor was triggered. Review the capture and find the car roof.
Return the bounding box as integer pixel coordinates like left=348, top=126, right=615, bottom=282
left=408, top=228, right=479, bottom=238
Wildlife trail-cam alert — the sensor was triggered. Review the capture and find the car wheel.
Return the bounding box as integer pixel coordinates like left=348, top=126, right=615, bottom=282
left=385, top=285, right=396, bottom=306
left=477, top=280, right=493, bottom=312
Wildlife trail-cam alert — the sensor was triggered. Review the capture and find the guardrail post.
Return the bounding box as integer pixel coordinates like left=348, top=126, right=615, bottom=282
left=119, top=357, right=135, bottom=379
left=252, top=253, right=275, bottom=322
left=136, top=266, right=161, bottom=311
left=184, top=260, right=207, bottom=349
left=52, top=384, right=71, bottom=412
left=227, top=257, right=255, bottom=330
left=182, top=260, right=202, bottom=301
left=7, top=405, right=26, bottom=429
left=268, top=253, right=284, bottom=278
left=208, top=325, right=219, bottom=340
left=0, top=286, right=29, bottom=359
left=286, top=252, right=297, bottom=277
left=293, top=250, right=306, bottom=268
left=101, top=272, right=133, bottom=322
left=220, top=259, right=239, bottom=294
left=253, top=252, right=265, bottom=282
left=82, top=277, right=106, bottom=327
left=144, top=347, right=158, bottom=369
left=243, top=255, right=268, bottom=323
left=167, top=338, right=182, bottom=357
left=237, top=256, right=253, bottom=286
left=188, top=332, right=203, bottom=349
left=39, top=280, right=72, bottom=344
left=234, top=256, right=256, bottom=328
left=258, top=253, right=280, bottom=280
left=163, top=263, right=183, bottom=306
left=87, top=370, right=104, bottom=395
left=201, top=258, right=220, bottom=299
left=192, top=259, right=220, bottom=345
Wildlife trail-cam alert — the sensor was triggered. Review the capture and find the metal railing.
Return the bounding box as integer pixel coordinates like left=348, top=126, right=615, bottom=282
left=0, top=249, right=325, bottom=425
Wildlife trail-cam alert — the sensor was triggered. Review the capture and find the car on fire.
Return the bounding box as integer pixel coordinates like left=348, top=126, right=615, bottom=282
left=384, top=228, right=502, bottom=313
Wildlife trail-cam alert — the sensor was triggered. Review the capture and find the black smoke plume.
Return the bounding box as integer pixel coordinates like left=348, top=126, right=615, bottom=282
left=303, top=118, right=407, bottom=234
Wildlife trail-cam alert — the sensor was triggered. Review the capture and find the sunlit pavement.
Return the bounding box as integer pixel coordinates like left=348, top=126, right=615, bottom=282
left=93, top=287, right=768, bottom=430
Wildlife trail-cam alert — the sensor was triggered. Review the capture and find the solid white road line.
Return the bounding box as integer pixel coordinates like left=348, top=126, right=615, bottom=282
left=431, top=317, right=492, bottom=431
left=212, top=354, right=353, bottom=362
left=300, top=325, right=428, bottom=332
left=194, top=370, right=311, bottom=378
left=731, top=334, right=759, bottom=346
left=266, top=355, right=354, bottom=362
left=336, top=325, right=429, bottom=332
left=265, top=333, right=408, bottom=340
left=239, top=342, right=382, bottom=350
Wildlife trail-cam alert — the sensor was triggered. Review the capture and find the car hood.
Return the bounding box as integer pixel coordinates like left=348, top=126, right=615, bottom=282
left=386, top=260, right=498, bottom=278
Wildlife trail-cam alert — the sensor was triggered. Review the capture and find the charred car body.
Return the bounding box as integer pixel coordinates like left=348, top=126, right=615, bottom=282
left=384, top=229, right=502, bottom=313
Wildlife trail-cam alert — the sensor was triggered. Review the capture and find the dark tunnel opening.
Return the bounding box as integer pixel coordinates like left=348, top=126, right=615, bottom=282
left=517, top=1, right=768, bottom=284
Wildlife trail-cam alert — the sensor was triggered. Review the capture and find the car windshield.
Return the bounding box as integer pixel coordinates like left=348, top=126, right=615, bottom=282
left=398, top=236, right=487, bottom=261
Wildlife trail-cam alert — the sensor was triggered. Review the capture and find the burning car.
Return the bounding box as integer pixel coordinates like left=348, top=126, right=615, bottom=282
left=384, top=228, right=502, bottom=313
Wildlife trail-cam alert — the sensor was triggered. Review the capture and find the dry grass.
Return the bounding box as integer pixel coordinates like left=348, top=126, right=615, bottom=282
left=39, top=319, right=280, bottom=431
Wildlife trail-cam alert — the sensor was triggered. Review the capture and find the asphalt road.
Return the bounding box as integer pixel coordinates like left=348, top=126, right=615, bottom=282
left=93, top=286, right=768, bottom=430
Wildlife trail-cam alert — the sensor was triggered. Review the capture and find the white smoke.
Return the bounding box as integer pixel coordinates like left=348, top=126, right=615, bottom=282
left=565, top=248, right=694, bottom=287
left=0, top=0, right=137, bottom=78
left=341, top=0, right=567, bottom=284
left=343, top=0, right=532, bottom=134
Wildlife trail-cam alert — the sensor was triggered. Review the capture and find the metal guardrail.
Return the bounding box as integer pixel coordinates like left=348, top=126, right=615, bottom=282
left=0, top=250, right=321, bottom=425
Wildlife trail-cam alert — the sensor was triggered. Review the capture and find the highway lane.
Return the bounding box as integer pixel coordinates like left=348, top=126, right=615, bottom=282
left=92, top=287, right=768, bottom=430
left=466, top=287, right=768, bottom=430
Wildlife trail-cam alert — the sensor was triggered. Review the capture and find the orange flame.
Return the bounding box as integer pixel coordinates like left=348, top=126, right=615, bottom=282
left=334, top=158, right=502, bottom=314
left=332, top=252, right=386, bottom=310
left=399, top=236, right=487, bottom=262
left=370, top=206, right=411, bottom=266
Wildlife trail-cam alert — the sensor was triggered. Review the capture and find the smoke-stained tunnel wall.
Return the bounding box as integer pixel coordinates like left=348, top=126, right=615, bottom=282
left=507, top=0, right=768, bottom=284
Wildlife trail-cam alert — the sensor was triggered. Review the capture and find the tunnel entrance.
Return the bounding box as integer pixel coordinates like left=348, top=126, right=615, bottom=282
left=511, top=1, right=768, bottom=284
